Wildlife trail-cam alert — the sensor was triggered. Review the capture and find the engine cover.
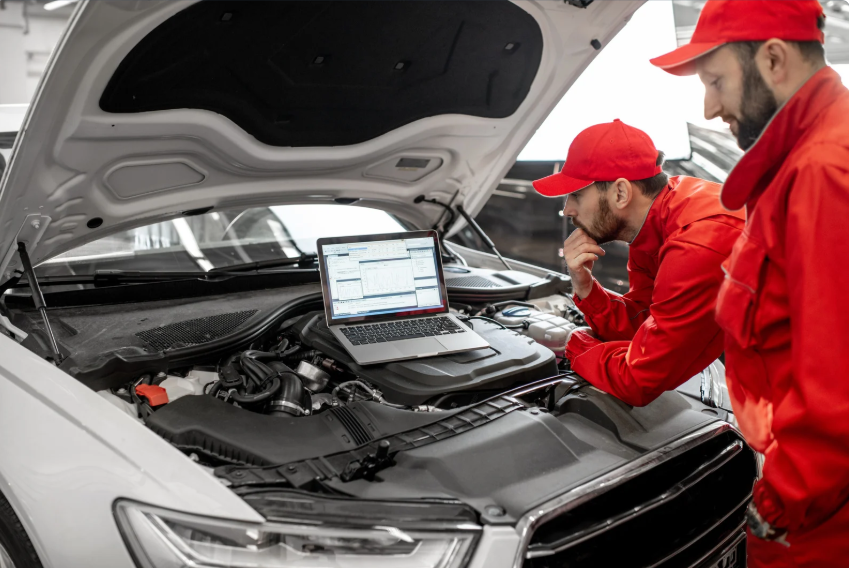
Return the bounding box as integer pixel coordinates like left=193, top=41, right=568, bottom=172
left=292, top=312, right=557, bottom=406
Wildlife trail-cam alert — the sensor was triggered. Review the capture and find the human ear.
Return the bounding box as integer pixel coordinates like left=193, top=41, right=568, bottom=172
left=613, top=178, right=632, bottom=210
left=758, top=39, right=789, bottom=88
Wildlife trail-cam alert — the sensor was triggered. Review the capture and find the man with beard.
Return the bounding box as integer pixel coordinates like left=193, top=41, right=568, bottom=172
left=533, top=120, right=744, bottom=407
left=651, top=1, right=849, bottom=566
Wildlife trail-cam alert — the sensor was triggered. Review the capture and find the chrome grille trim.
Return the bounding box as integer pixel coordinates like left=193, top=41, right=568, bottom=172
left=512, top=421, right=749, bottom=568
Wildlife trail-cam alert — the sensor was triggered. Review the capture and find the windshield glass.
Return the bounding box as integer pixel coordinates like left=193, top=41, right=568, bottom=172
left=36, top=204, right=406, bottom=276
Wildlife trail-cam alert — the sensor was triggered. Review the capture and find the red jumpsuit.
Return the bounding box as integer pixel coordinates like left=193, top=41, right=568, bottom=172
left=566, top=176, right=745, bottom=406
left=716, top=67, right=849, bottom=567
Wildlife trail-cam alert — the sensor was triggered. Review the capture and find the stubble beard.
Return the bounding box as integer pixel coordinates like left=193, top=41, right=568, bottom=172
left=572, top=194, right=626, bottom=245
left=735, top=61, right=779, bottom=151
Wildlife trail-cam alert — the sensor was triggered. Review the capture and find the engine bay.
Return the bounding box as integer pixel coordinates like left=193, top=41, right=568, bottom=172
left=2, top=262, right=590, bottom=469
left=0, top=259, right=744, bottom=524
left=142, top=310, right=558, bottom=466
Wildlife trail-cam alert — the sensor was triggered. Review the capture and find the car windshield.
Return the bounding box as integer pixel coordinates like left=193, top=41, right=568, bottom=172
left=36, top=204, right=406, bottom=276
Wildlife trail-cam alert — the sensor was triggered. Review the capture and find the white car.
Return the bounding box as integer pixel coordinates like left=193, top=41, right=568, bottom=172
left=0, top=1, right=753, bottom=567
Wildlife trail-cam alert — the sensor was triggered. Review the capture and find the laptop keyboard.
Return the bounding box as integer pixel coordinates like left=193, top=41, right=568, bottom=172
left=341, top=316, right=465, bottom=345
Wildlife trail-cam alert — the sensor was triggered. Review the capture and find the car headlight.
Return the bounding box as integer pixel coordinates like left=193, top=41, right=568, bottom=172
left=114, top=500, right=479, bottom=568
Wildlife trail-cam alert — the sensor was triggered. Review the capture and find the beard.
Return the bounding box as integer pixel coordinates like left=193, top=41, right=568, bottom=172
left=571, top=193, right=626, bottom=244
left=736, top=61, right=779, bottom=150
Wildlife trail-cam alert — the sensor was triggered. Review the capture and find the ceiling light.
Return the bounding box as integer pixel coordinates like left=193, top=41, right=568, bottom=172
left=44, top=0, right=78, bottom=11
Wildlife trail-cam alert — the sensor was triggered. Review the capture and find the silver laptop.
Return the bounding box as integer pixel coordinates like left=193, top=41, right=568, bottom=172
left=316, top=230, right=489, bottom=365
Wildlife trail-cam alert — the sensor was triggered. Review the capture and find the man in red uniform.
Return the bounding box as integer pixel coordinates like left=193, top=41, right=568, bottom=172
left=651, top=1, right=849, bottom=566
left=533, top=120, right=744, bottom=406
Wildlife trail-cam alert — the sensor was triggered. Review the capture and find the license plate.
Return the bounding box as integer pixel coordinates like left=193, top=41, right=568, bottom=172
left=704, top=538, right=745, bottom=568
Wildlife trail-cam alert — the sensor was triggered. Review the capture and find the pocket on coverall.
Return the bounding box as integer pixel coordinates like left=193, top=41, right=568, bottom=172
left=716, top=233, right=767, bottom=348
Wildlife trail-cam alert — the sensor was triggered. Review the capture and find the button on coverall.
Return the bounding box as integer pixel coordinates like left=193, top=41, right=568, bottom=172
left=716, top=67, right=849, bottom=567
left=565, top=176, right=745, bottom=406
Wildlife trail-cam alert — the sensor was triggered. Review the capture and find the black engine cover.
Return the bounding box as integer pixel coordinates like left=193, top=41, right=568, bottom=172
left=291, top=312, right=558, bottom=406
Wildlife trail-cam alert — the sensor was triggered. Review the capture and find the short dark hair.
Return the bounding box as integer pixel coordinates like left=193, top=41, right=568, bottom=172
left=595, top=151, right=668, bottom=199
left=728, top=15, right=826, bottom=65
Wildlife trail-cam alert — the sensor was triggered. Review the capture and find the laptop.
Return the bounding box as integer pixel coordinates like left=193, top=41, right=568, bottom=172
left=316, top=230, right=490, bottom=365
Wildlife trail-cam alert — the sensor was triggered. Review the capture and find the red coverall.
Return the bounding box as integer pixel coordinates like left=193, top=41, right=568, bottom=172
left=565, top=176, right=745, bottom=406
left=716, top=67, right=849, bottom=566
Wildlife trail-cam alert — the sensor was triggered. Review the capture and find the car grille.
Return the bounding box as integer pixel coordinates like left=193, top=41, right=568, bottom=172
left=523, top=429, right=756, bottom=568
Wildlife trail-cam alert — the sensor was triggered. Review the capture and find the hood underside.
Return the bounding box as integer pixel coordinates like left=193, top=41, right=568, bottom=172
left=0, top=0, right=642, bottom=277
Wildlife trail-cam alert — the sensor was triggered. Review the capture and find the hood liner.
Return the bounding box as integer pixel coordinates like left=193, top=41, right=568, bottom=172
left=100, top=0, right=543, bottom=147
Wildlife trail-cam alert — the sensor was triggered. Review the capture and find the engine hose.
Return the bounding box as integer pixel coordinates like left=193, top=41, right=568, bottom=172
left=266, top=361, right=310, bottom=416
left=219, top=361, right=244, bottom=388
left=332, top=380, right=407, bottom=409
left=241, top=357, right=272, bottom=387
left=241, top=350, right=279, bottom=360
left=482, top=300, right=537, bottom=316
left=207, top=376, right=278, bottom=402
left=333, top=380, right=375, bottom=401
left=280, top=344, right=301, bottom=357
left=211, top=351, right=284, bottom=404
left=229, top=376, right=281, bottom=404
left=283, top=349, right=322, bottom=362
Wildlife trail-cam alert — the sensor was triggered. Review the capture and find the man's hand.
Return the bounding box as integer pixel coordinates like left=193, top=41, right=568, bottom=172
left=563, top=229, right=605, bottom=300
left=565, top=326, right=596, bottom=350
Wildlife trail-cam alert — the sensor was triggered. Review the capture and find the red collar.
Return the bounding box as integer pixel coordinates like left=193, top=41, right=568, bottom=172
left=629, top=184, right=671, bottom=254
left=722, top=67, right=847, bottom=211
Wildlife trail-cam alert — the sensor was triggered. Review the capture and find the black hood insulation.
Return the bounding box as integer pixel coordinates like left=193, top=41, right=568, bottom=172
left=100, top=1, right=544, bottom=147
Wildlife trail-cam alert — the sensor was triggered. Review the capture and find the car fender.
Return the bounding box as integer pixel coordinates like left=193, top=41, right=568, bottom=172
left=0, top=334, right=263, bottom=567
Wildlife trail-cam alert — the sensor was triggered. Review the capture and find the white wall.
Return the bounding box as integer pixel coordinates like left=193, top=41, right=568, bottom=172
left=0, top=2, right=69, bottom=105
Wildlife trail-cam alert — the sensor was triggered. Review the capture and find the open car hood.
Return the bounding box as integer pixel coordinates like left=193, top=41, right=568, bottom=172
left=0, top=0, right=642, bottom=278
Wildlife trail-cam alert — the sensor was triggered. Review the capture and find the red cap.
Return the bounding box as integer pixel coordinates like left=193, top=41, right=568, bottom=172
left=651, top=0, right=824, bottom=76
left=135, top=384, right=169, bottom=407
left=532, top=120, right=661, bottom=198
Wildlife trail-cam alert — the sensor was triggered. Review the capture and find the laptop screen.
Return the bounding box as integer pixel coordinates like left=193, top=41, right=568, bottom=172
left=320, top=234, right=447, bottom=321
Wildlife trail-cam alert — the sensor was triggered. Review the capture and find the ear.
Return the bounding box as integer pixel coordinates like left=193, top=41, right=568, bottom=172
left=756, top=39, right=790, bottom=89
left=611, top=178, right=633, bottom=210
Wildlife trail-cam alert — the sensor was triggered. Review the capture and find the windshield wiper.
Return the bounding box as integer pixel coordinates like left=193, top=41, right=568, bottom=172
left=0, top=271, right=220, bottom=292
left=208, top=253, right=317, bottom=273
left=0, top=255, right=319, bottom=292
left=2, top=266, right=316, bottom=290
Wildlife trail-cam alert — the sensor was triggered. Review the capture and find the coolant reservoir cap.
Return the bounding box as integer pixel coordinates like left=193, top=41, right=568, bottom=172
left=135, top=384, right=169, bottom=406
left=503, top=306, right=532, bottom=317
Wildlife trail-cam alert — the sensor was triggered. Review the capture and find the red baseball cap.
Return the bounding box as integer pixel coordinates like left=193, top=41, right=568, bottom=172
left=650, top=0, right=824, bottom=76
left=532, top=119, right=661, bottom=198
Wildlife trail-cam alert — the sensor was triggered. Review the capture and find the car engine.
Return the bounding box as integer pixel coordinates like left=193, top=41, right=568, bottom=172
left=132, top=306, right=564, bottom=466
left=4, top=259, right=592, bottom=469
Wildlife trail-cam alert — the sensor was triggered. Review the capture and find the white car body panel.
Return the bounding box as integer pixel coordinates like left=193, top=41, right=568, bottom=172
left=0, top=0, right=642, bottom=279
left=0, top=334, right=263, bottom=567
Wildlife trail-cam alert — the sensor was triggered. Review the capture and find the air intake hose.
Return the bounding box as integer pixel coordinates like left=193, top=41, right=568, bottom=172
left=266, top=361, right=311, bottom=416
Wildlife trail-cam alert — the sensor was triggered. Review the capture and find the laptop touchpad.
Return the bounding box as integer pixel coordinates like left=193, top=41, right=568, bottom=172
left=395, top=338, right=443, bottom=357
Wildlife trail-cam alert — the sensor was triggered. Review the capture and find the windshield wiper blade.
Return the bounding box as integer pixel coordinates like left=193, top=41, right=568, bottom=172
left=4, top=271, right=233, bottom=289
left=5, top=269, right=296, bottom=289
left=208, top=253, right=317, bottom=273
left=1, top=257, right=320, bottom=290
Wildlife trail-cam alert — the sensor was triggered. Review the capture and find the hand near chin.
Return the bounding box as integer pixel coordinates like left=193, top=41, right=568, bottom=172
left=563, top=229, right=605, bottom=300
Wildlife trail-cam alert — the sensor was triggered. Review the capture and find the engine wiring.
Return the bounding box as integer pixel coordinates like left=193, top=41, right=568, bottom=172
left=459, top=315, right=524, bottom=330
left=332, top=380, right=406, bottom=408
